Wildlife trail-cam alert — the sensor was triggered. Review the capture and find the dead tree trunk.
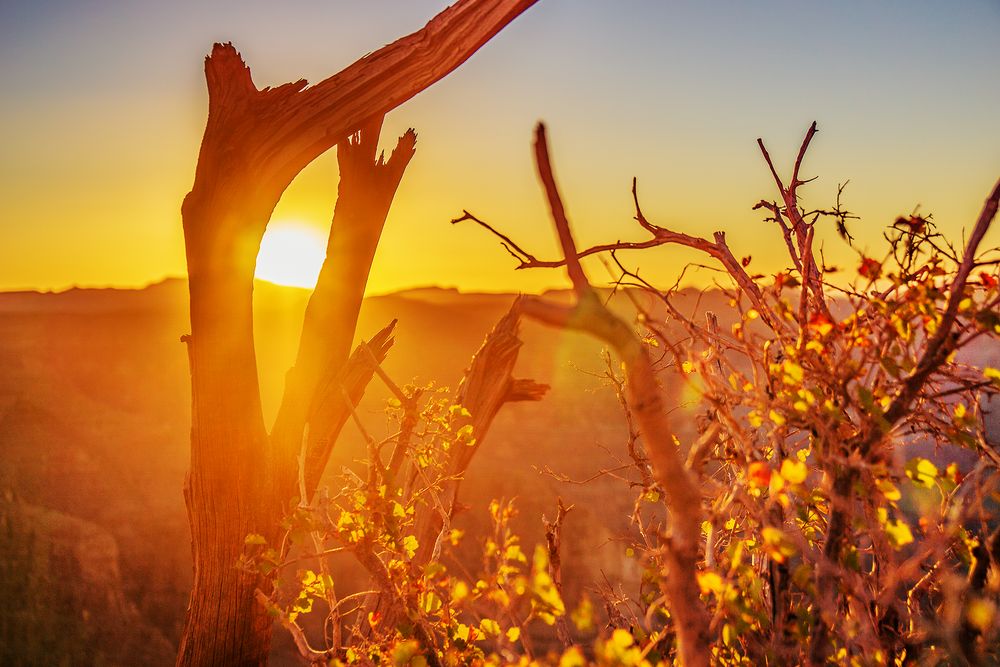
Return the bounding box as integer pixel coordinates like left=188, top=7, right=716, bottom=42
left=177, top=2, right=539, bottom=665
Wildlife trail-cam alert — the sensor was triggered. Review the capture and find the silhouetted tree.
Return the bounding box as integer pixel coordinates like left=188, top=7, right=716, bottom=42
left=177, top=2, right=539, bottom=664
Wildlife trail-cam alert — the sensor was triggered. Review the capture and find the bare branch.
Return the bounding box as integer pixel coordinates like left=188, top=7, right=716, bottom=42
left=303, top=321, right=396, bottom=497
left=791, top=121, right=819, bottom=190
left=543, top=499, right=575, bottom=648
left=534, top=124, right=590, bottom=294
left=451, top=210, right=540, bottom=267
left=272, top=119, right=416, bottom=485
left=517, top=122, right=712, bottom=667
left=756, top=137, right=787, bottom=195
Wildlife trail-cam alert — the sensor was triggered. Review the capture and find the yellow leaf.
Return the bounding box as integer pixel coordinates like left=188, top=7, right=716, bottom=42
left=906, top=458, right=939, bottom=488
left=877, top=479, right=901, bottom=502
left=559, top=647, right=586, bottom=667
left=610, top=628, right=634, bottom=650
left=697, top=571, right=724, bottom=595
left=780, top=459, right=808, bottom=485
left=762, top=526, right=796, bottom=563
left=402, top=535, right=419, bottom=559
left=782, top=360, right=804, bottom=384
left=505, top=544, right=527, bottom=563
left=452, top=580, right=469, bottom=603
left=420, top=591, right=441, bottom=614
left=479, top=618, right=501, bottom=637
left=885, top=519, right=914, bottom=548
left=392, top=640, right=420, bottom=666
left=571, top=595, right=595, bottom=633
left=769, top=471, right=786, bottom=495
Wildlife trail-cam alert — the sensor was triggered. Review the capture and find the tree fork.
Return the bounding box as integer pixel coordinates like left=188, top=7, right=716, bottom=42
left=178, top=2, right=539, bottom=664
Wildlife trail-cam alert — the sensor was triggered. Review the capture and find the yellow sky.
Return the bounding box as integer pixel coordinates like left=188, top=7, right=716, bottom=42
left=1, top=1, right=998, bottom=295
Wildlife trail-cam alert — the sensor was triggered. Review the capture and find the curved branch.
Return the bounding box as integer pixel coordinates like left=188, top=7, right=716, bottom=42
left=189, top=0, right=539, bottom=225
left=518, top=123, right=711, bottom=667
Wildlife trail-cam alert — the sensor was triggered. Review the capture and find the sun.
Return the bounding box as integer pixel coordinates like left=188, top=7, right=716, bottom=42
left=255, top=222, right=327, bottom=288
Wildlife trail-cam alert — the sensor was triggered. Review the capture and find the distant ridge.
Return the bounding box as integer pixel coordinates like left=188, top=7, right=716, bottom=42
left=0, top=278, right=718, bottom=316
left=0, top=278, right=189, bottom=314
left=0, top=278, right=534, bottom=314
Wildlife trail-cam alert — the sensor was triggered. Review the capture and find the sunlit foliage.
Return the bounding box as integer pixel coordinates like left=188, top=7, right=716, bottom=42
left=245, top=125, right=999, bottom=665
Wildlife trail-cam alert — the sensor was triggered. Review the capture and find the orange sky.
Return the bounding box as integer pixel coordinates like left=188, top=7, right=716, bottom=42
left=1, top=1, right=998, bottom=294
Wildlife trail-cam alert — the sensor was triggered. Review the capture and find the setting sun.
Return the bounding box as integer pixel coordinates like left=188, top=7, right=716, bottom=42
left=254, top=222, right=327, bottom=288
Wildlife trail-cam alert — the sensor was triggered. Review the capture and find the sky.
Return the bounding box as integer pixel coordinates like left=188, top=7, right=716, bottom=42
left=0, top=0, right=998, bottom=295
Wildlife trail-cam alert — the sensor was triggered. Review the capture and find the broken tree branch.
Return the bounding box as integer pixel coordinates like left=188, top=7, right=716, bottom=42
left=272, top=118, right=416, bottom=503
left=304, top=321, right=396, bottom=498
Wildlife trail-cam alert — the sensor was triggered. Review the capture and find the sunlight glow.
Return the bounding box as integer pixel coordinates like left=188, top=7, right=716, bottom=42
left=255, top=222, right=327, bottom=288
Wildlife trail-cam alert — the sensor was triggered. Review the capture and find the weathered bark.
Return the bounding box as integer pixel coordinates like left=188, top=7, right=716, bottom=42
left=178, top=3, right=539, bottom=665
